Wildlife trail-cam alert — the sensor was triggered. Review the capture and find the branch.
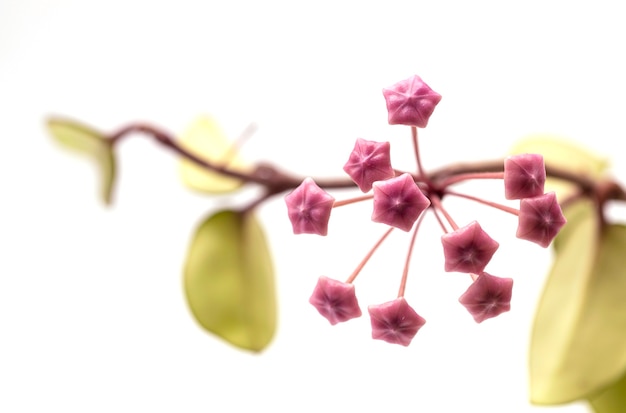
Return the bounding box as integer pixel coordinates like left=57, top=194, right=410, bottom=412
left=107, top=123, right=626, bottom=204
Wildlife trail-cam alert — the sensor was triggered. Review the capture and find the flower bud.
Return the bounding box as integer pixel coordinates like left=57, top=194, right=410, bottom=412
left=517, top=192, right=567, bottom=247
left=504, top=153, right=546, bottom=200
left=285, top=177, right=335, bottom=236
left=458, top=272, right=513, bottom=323
left=368, top=297, right=426, bottom=346
left=372, top=173, right=430, bottom=231
left=382, top=75, right=442, bottom=128
left=441, top=221, right=499, bottom=273
left=309, top=276, right=362, bottom=325
left=343, top=138, right=394, bottom=192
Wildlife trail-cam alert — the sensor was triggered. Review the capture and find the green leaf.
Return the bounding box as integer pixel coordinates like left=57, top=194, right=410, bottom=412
left=47, top=117, right=116, bottom=205
left=589, top=372, right=626, bottom=413
left=510, top=135, right=609, bottom=202
left=178, top=116, right=250, bottom=194
left=183, top=210, right=276, bottom=352
left=530, top=199, right=626, bottom=404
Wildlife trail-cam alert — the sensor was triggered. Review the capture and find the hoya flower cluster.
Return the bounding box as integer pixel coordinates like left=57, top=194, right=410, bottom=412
left=285, top=75, right=566, bottom=346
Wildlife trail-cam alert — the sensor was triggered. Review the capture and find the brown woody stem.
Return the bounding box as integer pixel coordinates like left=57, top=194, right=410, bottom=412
left=106, top=123, right=626, bottom=207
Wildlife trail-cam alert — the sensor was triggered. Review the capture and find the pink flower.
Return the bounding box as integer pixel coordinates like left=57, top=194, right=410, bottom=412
left=459, top=272, right=513, bottom=323
left=441, top=221, right=499, bottom=273
left=309, top=276, right=362, bottom=325
left=285, top=177, right=335, bottom=236
left=343, top=138, right=395, bottom=192
left=368, top=297, right=426, bottom=346
left=504, top=154, right=546, bottom=200
left=517, top=192, right=567, bottom=247
left=371, top=173, right=430, bottom=231
left=382, top=75, right=442, bottom=128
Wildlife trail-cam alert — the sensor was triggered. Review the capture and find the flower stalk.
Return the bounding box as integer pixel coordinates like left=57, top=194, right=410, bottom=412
left=57, top=74, right=625, bottom=347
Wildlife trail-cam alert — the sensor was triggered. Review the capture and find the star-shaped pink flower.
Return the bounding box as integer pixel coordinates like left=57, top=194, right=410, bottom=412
left=343, top=138, right=395, bottom=192
left=517, top=192, right=567, bottom=247
left=504, top=154, right=546, bottom=200
left=441, top=221, right=499, bottom=273
left=382, top=75, right=442, bottom=128
left=309, top=276, right=362, bottom=325
left=371, top=173, right=430, bottom=231
left=459, top=272, right=513, bottom=323
left=368, top=297, right=426, bottom=346
left=285, top=177, right=335, bottom=236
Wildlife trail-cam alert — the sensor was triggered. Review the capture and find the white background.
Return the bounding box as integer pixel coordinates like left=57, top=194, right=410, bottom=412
left=1, top=1, right=625, bottom=412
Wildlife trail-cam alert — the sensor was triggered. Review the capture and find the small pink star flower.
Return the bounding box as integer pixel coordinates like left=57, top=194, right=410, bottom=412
left=372, top=173, right=430, bottom=231
left=517, top=192, right=567, bottom=247
left=441, top=221, right=499, bottom=273
left=504, top=154, right=546, bottom=200
left=309, top=276, right=362, bottom=325
left=382, top=75, right=442, bottom=128
left=343, top=138, right=395, bottom=192
left=368, top=297, right=426, bottom=346
left=285, top=177, right=335, bottom=236
left=459, top=272, right=514, bottom=323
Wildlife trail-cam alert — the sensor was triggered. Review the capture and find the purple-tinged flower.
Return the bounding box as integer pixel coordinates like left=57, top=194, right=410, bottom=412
left=368, top=297, right=426, bottom=346
left=371, top=173, right=430, bottom=231
left=441, top=221, right=499, bottom=273
left=517, top=192, right=567, bottom=247
left=382, top=75, right=442, bottom=128
left=343, top=138, right=395, bottom=192
left=309, top=276, right=362, bottom=325
left=504, top=154, right=546, bottom=200
left=285, top=177, right=335, bottom=236
left=459, top=272, right=513, bottom=323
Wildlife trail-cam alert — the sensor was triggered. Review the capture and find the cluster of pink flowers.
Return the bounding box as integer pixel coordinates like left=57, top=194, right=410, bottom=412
left=285, top=75, right=566, bottom=346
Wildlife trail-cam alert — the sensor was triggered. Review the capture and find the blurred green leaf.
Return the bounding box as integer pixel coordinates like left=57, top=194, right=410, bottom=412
left=47, top=117, right=116, bottom=205
left=510, top=135, right=608, bottom=202
left=179, top=116, right=251, bottom=194
left=183, top=210, right=276, bottom=352
left=589, top=372, right=626, bottom=413
left=530, top=199, right=626, bottom=404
